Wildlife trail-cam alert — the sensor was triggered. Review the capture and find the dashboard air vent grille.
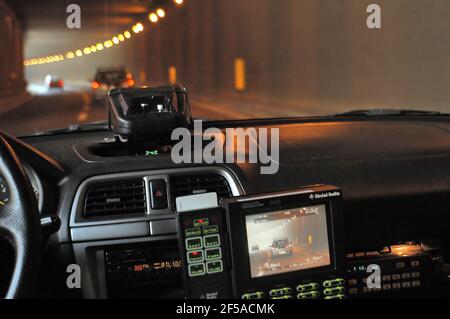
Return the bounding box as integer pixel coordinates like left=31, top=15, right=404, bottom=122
left=84, top=179, right=147, bottom=217
left=170, top=174, right=233, bottom=206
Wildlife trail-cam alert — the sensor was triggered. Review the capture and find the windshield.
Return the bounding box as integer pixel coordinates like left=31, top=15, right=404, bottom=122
left=0, top=0, right=449, bottom=136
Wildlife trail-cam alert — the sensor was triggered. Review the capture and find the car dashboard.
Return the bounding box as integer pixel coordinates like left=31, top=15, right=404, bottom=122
left=6, top=116, right=450, bottom=299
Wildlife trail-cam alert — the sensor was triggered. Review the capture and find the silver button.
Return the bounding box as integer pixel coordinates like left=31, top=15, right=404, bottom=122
left=402, top=281, right=411, bottom=288
left=402, top=273, right=411, bottom=279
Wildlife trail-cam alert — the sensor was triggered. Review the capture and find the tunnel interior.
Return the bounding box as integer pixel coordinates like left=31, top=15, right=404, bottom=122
left=0, top=0, right=449, bottom=135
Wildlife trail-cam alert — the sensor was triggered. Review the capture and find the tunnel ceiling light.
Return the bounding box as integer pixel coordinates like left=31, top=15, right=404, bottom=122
left=149, top=13, right=159, bottom=23
left=157, top=9, right=166, bottom=18
left=24, top=0, right=187, bottom=67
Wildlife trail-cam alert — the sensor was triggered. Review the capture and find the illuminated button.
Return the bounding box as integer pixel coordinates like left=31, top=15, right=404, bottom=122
left=204, top=234, right=221, bottom=248
left=203, top=225, right=219, bottom=235
left=382, top=284, right=392, bottom=291
left=348, top=279, right=358, bottom=286
left=323, top=286, right=345, bottom=296
left=193, top=218, right=209, bottom=228
left=411, top=272, right=421, bottom=278
left=206, top=261, right=223, bottom=274
left=187, top=250, right=204, bottom=263
left=186, top=237, right=203, bottom=250
left=185, top=228, right=202, bottom=237
left=411, top=260, right=420, bottom=267
left=297, top=283, right=319, bottom=292
left=323, top=278, right=345, bottom=288
left=402, top=281, right=411, bottom=288
left=188, top=263, right=205, bottom=277
left=382, top=275, right=392, bottom=282
left=392, top=274, right=401, bottom=281
left=269, top=287, right=292, bottom=297
left=396, top=262, right=406, bottom=269
left=402, top=273, right=411, bottom=280
left=242, top=292, right=265, bottom=299
left=297, top=291, right=320, bottom=299
left=412, top=280, right=421, bottom=287
left=272, top=295, right=293, bottom=300
left=325, top=294, right=346, bottom=300
left=205, top=248, right=222, bottom=261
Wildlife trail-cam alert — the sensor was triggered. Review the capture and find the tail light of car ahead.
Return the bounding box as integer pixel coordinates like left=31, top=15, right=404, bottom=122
left=91, top=81, right=100, bottom=89
left=124, top=78, right=135, bottom=87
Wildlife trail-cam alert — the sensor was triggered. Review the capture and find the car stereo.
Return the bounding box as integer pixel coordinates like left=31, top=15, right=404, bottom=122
left=176, top=184, right=346, bottom=299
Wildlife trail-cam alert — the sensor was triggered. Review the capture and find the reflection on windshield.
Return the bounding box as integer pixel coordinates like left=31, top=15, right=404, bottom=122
left=0, top=0, right=449, bottom=136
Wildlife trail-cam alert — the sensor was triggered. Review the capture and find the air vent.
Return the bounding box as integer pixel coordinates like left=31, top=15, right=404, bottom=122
left=84, top=179, right=147, bottom=218
left=170, top=174, right=233, bottom=206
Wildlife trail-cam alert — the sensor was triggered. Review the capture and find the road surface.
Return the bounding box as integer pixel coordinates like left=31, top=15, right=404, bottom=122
left=249, top=246, right=330, bottom=278
left=0, top=87, right=306, bottom=137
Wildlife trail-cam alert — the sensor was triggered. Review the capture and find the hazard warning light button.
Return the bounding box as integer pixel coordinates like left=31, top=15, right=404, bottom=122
left=149, top=179, right=168, bottom=210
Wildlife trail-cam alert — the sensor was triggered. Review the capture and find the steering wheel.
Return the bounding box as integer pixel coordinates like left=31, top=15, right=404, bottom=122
left=0, top=134, right=42, bottom=299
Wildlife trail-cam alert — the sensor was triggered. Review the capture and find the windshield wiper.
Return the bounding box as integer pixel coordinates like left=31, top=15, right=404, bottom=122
left=334, top=109, right=445, bottom=117
left=32, top=121, right=109, bottom=136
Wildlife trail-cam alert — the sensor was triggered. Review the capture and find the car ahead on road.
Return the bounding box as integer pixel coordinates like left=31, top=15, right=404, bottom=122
left=91, top=67, right=135, bottom=102
left=45, top=75, right=64, bottom=90
left=269, top=237, right=293, bottom=258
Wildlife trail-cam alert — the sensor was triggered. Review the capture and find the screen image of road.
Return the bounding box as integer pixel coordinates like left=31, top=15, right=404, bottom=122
left=245, top=204, right=331, bottom=278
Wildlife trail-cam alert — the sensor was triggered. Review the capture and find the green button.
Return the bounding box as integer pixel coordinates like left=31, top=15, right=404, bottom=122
left=269, top=287, right=292, bottom=297
left=205, top=248, right=222, bottom=261
left=323, top=278, right=345, bottom=288
left=187, top=250, right=204, bottom=263
left=188, top=263, right=205, bottom=277
left=193, top=218, right=209, bottom=228
left=186, top=237, right=203, bottom=250
left=185, top=228, right=202, bottom=237
left=323, top=286, right=345, bottom=296
left=325, top=294, right=346, bottom=300
left=242, top=292, right=265, bottom=299
left=297, top=283, right=319, bottom=292
left=204, top=234, right=221, bottom=248
left=272, top=295, right=293, bottom=300
left=206, top=261, right=223, bottom=274
left=297, top=291, right=320, bottom=299
left=203, top=225, right=219, bottom=235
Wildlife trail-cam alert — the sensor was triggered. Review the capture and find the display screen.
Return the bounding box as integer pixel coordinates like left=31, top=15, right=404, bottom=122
left=245, top=204, right=331, bottom=278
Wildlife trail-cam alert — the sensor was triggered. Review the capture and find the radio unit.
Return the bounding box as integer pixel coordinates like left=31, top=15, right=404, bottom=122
left=345, top=243, right=441, bottom=297
left=105, top=241, right=183, bottom=299
left=177, top=184, right=346, bottom=299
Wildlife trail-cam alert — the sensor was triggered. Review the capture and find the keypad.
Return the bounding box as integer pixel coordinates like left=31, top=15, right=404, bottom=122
left=185, top=217, right=224, bottom=277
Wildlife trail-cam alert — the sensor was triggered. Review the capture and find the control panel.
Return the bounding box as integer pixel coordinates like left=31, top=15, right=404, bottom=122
left=177, top=208, right=233, bottom=299
left=345, top=244, right=438, bottom=298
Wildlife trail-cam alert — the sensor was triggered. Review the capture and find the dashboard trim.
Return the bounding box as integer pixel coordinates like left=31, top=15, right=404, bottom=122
left=69, top=166, right=244, bottom=241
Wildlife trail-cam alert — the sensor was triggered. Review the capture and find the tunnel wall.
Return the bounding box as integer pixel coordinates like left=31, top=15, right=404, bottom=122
left=142, top=0, right=450, bottom=114
left=0, top=0, right=26, bottom=99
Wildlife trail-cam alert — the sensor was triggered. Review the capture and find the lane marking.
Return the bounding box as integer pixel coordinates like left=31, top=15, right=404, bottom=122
left=77, top=112, right=89, bottom=122
left=77, top=91, right=93, bottom=122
